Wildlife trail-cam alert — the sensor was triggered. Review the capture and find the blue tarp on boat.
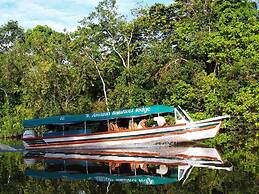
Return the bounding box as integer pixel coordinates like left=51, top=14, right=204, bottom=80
left=23, top=105, right=174, bottom=128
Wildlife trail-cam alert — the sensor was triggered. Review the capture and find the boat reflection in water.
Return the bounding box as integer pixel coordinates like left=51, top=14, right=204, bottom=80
left=23, top=146, right=232, bottom=185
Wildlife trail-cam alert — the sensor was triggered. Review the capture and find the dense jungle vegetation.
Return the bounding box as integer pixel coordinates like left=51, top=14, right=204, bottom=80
left=0, top=0, right=257, bottom=135
left=0, top=0, right=258, bottom=157
left=0, top=0, right=258, bottom=193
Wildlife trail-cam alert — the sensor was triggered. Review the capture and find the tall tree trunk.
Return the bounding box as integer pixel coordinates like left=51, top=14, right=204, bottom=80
left=95, top=64, right=109, bottom=112
left=85, top=52, right=109, bottom=112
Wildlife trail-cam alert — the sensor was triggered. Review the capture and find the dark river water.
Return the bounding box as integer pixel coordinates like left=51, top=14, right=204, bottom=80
left=0, top=140, right=258, bottom=194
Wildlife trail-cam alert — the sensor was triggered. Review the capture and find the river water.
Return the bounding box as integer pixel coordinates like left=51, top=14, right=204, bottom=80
left=0, top=140, right=258, bottom=194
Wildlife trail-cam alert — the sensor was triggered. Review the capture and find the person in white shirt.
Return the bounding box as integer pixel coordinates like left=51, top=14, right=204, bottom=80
left=137, top=119, right=147, bottom=129
left=153, top=116, right=166, bottom=127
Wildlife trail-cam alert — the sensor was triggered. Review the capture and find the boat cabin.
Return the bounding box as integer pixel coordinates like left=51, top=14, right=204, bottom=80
left=23, top=105, right=192, bottom=138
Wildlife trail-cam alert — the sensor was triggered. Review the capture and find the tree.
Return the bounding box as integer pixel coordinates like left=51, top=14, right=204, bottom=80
left=20, top=26, right=93, bottom=116
left=0, top=20, right=24, bottom=53
left=74, top=0, right=137, bottom=110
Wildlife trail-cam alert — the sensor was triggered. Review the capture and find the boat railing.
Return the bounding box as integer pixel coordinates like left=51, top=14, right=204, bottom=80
left=43, top=129, right=92, bottom=137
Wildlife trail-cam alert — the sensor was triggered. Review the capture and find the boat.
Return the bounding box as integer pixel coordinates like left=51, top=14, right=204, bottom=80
left=22, top=105, right=230, bottom=149
left=23, top=146, right=232, bottom=185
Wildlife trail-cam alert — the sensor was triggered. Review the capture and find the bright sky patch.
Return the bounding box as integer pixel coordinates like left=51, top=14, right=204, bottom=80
left=0, top=0, right=173, bottom=32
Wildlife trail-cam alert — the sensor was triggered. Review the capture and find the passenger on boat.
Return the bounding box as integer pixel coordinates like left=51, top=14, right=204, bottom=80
left=108, top=122, right=119, bottom=131
left=130, top=163, right=148, bottom=173
left=139, top=163, right=148, bottom=172
left=156, top=165, right=168, bottom=175
left=153, top=116, right=166, bottom=127
left=109, top=162, right=120, bottom=171
left=128, top=120, right=138, bottom=130
left=137, top=119, right=147, bottom=129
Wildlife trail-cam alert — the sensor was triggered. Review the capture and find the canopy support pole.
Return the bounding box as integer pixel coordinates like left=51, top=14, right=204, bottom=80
left=84, top=121, right=87, bottom=133
left=134, top=166, right=137, bottom=176
left=109, top=164, right=112, bottom=174
left=131, top=117, right=134, bottom=129
left=63, top=160, right=66, bottom=171
left=62, top=125, right=65, bottom=136
left=85, top=160, right=88, bottom=174
left=107, top=120, right=110, bottom=130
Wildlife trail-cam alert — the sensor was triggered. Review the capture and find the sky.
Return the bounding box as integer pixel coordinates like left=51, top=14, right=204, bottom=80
left=0, top=0, right=173, bottom=32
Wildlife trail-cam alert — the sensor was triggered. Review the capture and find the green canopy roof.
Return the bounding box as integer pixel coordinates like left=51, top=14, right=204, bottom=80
left=23, top=105, right=174, bottom=128
left=25, top=170, right=178, bottom=185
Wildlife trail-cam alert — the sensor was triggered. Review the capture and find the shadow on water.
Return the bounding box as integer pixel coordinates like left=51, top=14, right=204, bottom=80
left=0, top=141, right=257, bottom=194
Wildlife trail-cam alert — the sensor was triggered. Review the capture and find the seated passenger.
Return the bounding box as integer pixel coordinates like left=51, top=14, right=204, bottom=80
left=113, top=123, right=120, bottom=131
left=108, top=122, right=119, bottom=131
left=109, top=162, right=120, bottom=171
left=108, top=123, right=114, bottom=131
left=139, top=163, right=148, bottom=173
left=153, top=116, right=166, bottom=127
left=137, top=119, right=147, bottom=129
left=128, top=120, right=137, bottom=130
left=130, top=163, right=149, bottom=173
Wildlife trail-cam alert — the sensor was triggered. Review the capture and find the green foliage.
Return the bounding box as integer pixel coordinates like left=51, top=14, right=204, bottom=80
left=0, top=1, right=258, bottom=183
left=0, top=20, right=24, bottom=53
left=0, top=0, right=258, bottom=193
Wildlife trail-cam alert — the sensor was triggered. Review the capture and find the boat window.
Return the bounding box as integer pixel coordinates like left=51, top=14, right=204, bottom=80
left=133, top=117, right=148, bottom=128
left=175, top=109, right=188, bottom=124
left=164, top=115, right=175, bottom=125
left=169, top=168, right=178, bottom=178
left=88, top=162, right=110, bottom=174
left=157, top=113, right=175, bottom=126
left=63, top=122, right=85, bottom=131
left=143, top=113, right=175, bottom=127
left=144, top=118, right=155, bottom=127
left=46, top=124, right=62, bottom=131
left=85, top=121, right=107, bottom=133
left=104, top=162, right=153, bottom=176
left=116, top=118, right=130, bottom=129
left=108, top=118, right=139, bottom=131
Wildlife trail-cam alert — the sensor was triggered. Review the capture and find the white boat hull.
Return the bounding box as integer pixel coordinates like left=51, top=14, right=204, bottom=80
left=23, top=122, right=221, bottom=149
